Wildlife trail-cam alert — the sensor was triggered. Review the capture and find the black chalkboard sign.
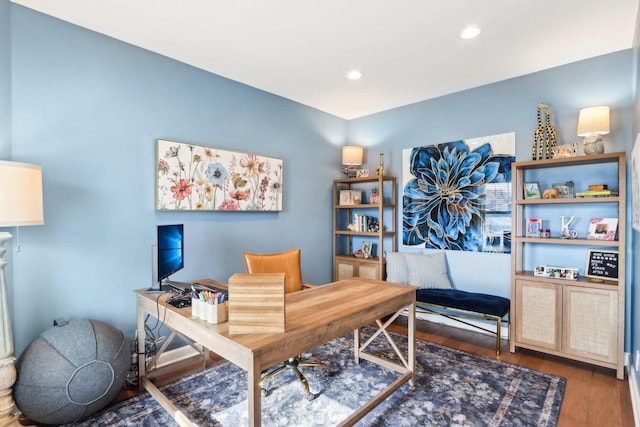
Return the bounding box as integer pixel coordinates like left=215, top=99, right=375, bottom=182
left=585, top=250, right=619, bottom=282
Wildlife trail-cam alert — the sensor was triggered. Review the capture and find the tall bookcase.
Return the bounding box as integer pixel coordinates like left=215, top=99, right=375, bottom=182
left=333, top=175, right=396, bottom=281
left=510, top=152, right=626, bottom=379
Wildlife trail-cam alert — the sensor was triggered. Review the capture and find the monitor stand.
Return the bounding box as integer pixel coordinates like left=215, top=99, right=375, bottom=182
left=144, top=282, right=166, bottom=294
left=145, top=279, right=188, bottom=294
left=145, top=244, right=164, bottom=293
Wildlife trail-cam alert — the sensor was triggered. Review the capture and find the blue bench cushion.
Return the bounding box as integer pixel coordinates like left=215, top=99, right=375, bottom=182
left=416, top=289, right=510, bottom=318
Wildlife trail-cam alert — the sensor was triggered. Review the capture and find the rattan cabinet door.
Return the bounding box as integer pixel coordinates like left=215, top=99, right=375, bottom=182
left=335, top=259, right=356, bottom=281
left=334, top=258, right=380, bottom=281
left=515, top=279, right=562, bottom=350
left=563, top=285, right=618, bottom=363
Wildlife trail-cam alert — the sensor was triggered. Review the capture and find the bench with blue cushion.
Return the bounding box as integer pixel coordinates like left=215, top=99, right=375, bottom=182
left=385, top=251, right=511, bottom=355
left=415, top=288, right=510, bottom=355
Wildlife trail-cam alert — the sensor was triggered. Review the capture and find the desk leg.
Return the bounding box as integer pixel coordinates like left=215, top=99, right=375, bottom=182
left=247, top=355, right=262, bottom=427
left=407, top=301, right=416, bottom=387
left=353, top=328, right=360, bottom=365
left=136, top=296, right=146, bottom=389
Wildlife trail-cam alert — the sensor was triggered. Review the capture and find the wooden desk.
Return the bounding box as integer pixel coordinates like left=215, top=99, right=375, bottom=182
left=136, top=278, right=417, bottom=427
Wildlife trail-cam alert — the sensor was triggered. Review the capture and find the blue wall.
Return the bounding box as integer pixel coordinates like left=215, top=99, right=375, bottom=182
left=9, top=5, right=346, bottom=353
left=0, top=0, right=9, bottom=158
left=0, top=0, right=14, bottom=353
left=631, top=3, right=640, bottom=402
left=349, top=50, right=635, bottom=349
left=4, top=3, right=638, bottom=366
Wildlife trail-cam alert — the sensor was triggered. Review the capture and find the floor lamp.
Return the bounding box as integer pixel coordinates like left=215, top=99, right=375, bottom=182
left=0, top=161, right=44, bottom=426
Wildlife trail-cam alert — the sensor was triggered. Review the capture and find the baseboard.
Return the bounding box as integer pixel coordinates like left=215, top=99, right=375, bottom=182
left=630, top=364, right=640, bottom=427
left=407, top=310, right=510, bottom=339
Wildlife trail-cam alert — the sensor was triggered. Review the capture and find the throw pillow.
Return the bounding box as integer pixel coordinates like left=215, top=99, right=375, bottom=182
left=404, top=251, right=453, bottom=289
left=385, top=251, right=408, bottom=284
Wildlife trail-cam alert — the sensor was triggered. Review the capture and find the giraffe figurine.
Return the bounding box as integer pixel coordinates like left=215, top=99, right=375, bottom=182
left=543, top=104, right=557, bottom=159
left=532, top=104, right=546, bottom=160
left=376, top=151, right=385, bottom=176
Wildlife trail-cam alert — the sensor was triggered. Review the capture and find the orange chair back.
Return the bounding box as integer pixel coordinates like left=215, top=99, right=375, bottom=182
left=243, top=248, right=304, bottom=294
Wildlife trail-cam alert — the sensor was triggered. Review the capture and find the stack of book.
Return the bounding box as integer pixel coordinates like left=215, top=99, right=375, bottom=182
left=353, top=214, right=379, bottom=232
left=576, top=189, right=618, bottom=197
left=576, top=184, right=617, bottom=197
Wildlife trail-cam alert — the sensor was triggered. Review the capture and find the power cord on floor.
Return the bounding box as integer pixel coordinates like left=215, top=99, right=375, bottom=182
left=125, top=293, right=171, bottom=388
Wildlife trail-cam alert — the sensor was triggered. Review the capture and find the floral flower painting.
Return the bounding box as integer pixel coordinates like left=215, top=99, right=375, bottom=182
left=156, top=139, right=283, bottom=211
left=402, top=133, right=515, bottom=253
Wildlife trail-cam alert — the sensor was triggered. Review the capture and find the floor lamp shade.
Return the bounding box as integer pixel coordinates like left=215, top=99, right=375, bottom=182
left=0, top=161, right=43, bottom=425
left=0, top=161, right=44, bottom=227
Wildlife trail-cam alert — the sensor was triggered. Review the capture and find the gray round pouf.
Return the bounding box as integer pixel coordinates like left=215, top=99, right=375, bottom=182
left=14, top=319, right=130, bottom=425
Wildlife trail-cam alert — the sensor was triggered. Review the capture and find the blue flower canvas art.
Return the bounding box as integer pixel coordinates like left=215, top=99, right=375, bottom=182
left=402, top=133, right=515, bottom=253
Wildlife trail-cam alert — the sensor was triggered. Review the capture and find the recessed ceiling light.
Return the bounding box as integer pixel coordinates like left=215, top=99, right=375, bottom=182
left=460, top=26, right=481, bottom=40
left=347, top=70, right=363, bottom=80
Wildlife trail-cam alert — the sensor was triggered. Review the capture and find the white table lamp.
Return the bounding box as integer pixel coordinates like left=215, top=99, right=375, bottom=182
left=0, top=161, right=44, bottom=426
left=341, top=146, right=364, bottom=178
left=577, top=106, right=610, bottom=155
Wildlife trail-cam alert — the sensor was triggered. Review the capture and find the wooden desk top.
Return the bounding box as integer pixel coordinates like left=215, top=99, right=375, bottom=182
left=136, top=278, right=417, bottom=369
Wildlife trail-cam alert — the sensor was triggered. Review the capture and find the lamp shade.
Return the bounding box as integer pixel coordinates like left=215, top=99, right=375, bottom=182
left=577, top=106, right=610, bottom=136
left=0, top=161, right=44, bottom=227
left=341, top=146, right=364, bottom=166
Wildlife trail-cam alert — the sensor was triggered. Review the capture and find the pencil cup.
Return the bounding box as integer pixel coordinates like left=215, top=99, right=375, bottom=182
left=205, top=302, right=228, bottom=324
left=192, top=298, right=204, bottom=319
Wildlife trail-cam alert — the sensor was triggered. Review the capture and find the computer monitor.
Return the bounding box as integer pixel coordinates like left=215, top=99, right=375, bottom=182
left=157, top=224, right=184, bottom=286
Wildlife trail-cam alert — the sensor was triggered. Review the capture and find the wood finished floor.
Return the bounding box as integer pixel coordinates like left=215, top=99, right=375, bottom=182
left=24, top=318, right=634, bottom=426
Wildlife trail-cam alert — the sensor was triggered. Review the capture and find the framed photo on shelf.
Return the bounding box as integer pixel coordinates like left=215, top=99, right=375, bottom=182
left=339, top=190, right=362, bottom=206
left=552, top=143, right=577, bottom=159
left=552, top=181, right=575, bottom=198
left=356, top=169, right=370, bottom=178
left=361, top=241, right=373, bottom=258
left=524, top=182, right=541, bottom=199
left=585, top=249, right=618, bottom=282
left=587, top=217, right=618, bottom=241
left=534, top=264, right=579, bottom=280
left=526, top=218, right=542, bottom=237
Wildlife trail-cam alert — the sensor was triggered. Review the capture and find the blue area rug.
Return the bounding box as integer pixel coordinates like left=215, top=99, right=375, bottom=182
left=69, top=328, right=565, bottom=426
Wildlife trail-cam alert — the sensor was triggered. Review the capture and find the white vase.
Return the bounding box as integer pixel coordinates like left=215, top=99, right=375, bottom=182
left=584, top=139, right=604, bottom=155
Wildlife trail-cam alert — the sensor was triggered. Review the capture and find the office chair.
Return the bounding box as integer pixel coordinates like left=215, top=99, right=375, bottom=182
left=243, top=248, right=330, bottom=399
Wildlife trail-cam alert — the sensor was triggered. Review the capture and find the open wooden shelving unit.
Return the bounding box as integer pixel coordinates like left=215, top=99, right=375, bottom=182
left=332, top=175, right=396, bottom=281
left=510, top=152, right=626, bottom=379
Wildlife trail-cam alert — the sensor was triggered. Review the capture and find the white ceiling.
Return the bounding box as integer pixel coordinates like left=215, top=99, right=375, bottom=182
left=11, top=0, right=640, bottom=119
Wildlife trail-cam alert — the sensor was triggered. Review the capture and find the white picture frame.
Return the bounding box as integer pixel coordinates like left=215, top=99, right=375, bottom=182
left=534, top=265, right=579, bottom=280
left=587, top=217, right=618, bottom=241
left=339, top=190, right=362, bottom=206
left=552, top=143, right=577, bottom=159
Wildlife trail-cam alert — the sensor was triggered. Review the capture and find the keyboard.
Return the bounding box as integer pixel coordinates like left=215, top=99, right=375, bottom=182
left=165, top=280, right=228, bottom=300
